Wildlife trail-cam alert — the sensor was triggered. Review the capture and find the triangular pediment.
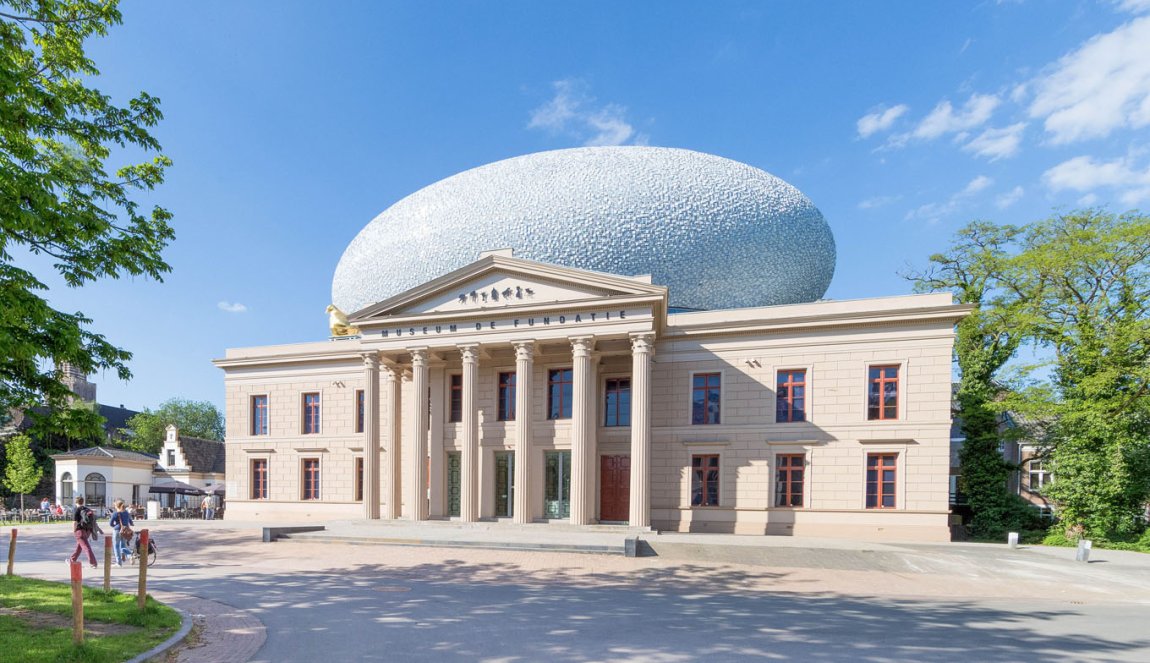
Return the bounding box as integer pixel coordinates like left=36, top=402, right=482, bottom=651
left=351, top=255, right=666, bottom=322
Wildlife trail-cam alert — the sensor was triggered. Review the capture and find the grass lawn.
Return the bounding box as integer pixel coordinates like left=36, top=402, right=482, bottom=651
left=0, top=575, right=181, bottom=663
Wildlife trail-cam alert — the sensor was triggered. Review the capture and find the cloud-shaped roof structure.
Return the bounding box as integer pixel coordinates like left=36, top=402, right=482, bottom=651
left=333, top=146, right=835, bottom=312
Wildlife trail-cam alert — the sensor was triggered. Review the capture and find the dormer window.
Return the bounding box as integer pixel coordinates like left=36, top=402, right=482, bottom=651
left=167, top=450, right=176, bottom=467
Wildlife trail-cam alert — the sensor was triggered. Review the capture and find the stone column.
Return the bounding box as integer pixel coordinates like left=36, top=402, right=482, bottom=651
left=428, top=362, right=445, bottom=518
left=569, top=336, right=595, bottom=525
left=362, top=353, right=381, bottom=520
left=407, top=348, right=430, bottom=521
left=460, top=344, right=479, bottom=522
left=382, top=364, right=402, bottom=520
left=629, top=333, right=655, bottom=528
left=512, top=341, right=534, bottom=524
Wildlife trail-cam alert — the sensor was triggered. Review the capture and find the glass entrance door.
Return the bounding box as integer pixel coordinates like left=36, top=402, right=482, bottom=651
left=447, top=452, right=461, bottom=517
left=494, top=451, right=515, bottom=518
left=544, top=451, right=571, bottom=519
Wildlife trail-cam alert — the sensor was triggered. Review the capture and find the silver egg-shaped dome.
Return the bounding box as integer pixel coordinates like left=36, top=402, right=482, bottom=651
left=332, top=146, right=835, bottom=313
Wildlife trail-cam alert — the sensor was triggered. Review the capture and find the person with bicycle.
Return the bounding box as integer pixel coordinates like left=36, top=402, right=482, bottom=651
left=109, top=499, right=134, bottom=567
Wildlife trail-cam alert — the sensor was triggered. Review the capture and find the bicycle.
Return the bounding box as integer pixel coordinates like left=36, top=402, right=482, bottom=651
left=127, top=533, right=157, bottom=567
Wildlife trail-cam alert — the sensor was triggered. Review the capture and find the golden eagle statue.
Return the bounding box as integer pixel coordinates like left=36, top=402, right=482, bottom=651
left=326, top=304, right=361, bottom=337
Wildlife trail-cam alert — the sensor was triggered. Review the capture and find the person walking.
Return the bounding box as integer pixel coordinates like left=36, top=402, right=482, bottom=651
left=67, top=496, right=99, bottom=568
left=201, top=494, right=215, bottom=520
left=109, top=499, right=134, bottom=566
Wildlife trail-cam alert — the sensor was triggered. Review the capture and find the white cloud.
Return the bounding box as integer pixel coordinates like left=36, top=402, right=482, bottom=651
left=857, top=194, right=902, bottom=210
left=960, top=175, right=994, bottom=196
left=1042, top=154, right=1150, bottom=203
left=905, top=175, right=994, bottom=224
left=913, top=94, right=1000, bottom=140
left=528, top=79, right=644, bottom=147
left=1028, top=16, right=1150, bottom=144
left=857, top=105, right=908, bottom=138
left=218, top=301, right=248, bottom=314
left=963, top=122, right=1027, bottom=160
left=1114, top=0, right=1150, bottom=14
left=996, top=185, right=1025, bottom=209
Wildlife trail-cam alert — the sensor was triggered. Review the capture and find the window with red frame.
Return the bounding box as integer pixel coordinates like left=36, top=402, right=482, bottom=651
left=251, top=395, right=268, bottom=436
left=866, top=453, right=897, bottom=509
left=604, top=377, right=631, bottom=426
left=775, top=454, right=805, bottom=507
left=497, top=372, right=516, bottom=421
left=302, top=458, right=320, bottom=500
left=547, top=368, right=573, bottom=419
left=251, top=459, right=268, bottom=499
left=354, top=390, right=364, bottom=433
left=302, top=392, right=321, bottom=434
left=691, top=373, right=722, bottom=425
left=867, top=366, right=899, bottom=420
left=691, top=454, right=720, bottom=506
left=449, top=374, right=463, bottom=423
left=354, top=457, right=363, bottom=502
left=776, top=370, right=807, bottom=423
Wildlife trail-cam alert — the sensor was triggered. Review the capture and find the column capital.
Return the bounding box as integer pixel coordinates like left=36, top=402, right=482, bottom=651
left=361, top=352, right=380, bottom=369
left=381, top=363, right=400, bottom=382
left=630, top=332, right=656, bottom=355
left=458, top=344, right=480, bottom=363
left=512, top=340, right=535, bottom=361
left=409, top=347, right=429, bottom=367
left=569, top=336, right=595, bottom=357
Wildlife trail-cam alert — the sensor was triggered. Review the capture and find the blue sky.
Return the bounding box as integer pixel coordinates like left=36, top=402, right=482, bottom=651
left=22, top=0, right=1150, bottom=412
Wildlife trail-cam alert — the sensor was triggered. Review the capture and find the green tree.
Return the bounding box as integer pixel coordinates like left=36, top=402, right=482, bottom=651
left=3, top=433, right=43, bottom=511
left=0, top=1, right=173, bottom=423
left=911, top=221, right=1036, bottom=539
left=1006, top=210, right=1150, bottom=540
left=122, top=398, right=224, bottom=454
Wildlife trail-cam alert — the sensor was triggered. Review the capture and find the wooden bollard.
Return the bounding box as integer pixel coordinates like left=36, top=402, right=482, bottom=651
left=6, top=529, right=15, bottom=576
left=103, top=534, right=112, bottom=591
left=70, top=561, right=84, bottom=644
left=136, top=529, right=149, bottom=610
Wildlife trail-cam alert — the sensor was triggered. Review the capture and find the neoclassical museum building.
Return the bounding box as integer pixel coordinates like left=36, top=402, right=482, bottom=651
left=215, top=147, right=968, bottom=541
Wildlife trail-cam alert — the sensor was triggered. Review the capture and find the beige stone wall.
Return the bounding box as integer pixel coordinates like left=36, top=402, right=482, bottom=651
left=223, top=355, right=388, bottom=519
left=218, top=295, right=960, bottom=540
left=648, top=319, right=955, bottom=541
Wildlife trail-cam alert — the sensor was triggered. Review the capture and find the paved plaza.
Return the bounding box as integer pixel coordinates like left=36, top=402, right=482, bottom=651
left=8, top=521, right=1150, bottom=661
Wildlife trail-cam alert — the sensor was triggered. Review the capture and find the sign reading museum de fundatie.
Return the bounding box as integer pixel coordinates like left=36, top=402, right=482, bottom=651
left=374, top=308, right=641, bottom=339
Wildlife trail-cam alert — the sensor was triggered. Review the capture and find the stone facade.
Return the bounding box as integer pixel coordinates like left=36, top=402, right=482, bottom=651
left=215, top=255, right=968, bottom=541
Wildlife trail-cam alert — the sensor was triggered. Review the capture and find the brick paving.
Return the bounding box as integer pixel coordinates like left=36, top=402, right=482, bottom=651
left=150, top=592, right=266, bottom=663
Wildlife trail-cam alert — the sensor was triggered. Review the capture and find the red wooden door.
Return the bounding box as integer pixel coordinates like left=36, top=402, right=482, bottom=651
left=600, top=455, right=631, bottom=522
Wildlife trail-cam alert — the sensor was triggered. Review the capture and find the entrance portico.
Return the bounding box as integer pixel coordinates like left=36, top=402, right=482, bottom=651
left=349, top=253, right=667, bottom=526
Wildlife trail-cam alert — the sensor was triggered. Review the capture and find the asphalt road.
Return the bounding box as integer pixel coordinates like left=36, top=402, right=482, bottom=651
left=9, top=522, right=1150, bottom=662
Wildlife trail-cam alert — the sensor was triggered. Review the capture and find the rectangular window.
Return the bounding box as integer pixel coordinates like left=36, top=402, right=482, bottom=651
left=691, top=373, right=722, bottom=425
left=449, top=374, right=463, bottom=423
left=1027, top=459, right=1050, bottom=491
left=167, top=450, right=175, bottom=467
left=543, top=451, right=572, bottom=518
left=354, top=457, right=364, bottom=502
left=867, top=366, right=899, bottom=420
left=302, top=458, right=320, bottom=500
left=547, top=368, right=574, bottom=420
left=497, top=372, right=516, bottom=421
left=776, top=370, right=807, bottom=423
left=251, top=395, right=268, bottom=436
left=775, top=454, right=805, bottom=507
left=251, top=459, right=268, bottom=500
left=303, top=392, right=321, bottom=434
left=355, top=389, right=365, bottom=434
left=604, top=377, right=631, bottom=427
left=691, top=454, right=720, bottom=506
left=866, top=453, right=897, bottom=509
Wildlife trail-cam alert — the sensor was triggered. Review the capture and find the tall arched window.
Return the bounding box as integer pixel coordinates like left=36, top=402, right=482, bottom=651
left=84, top=472, right=106, bottom=507
left=61, top=472, right=74, bottom=503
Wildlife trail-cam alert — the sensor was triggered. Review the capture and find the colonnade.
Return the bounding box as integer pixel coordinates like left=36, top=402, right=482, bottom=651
left=359, top=333, right=653, bottom=526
